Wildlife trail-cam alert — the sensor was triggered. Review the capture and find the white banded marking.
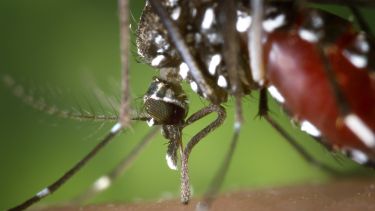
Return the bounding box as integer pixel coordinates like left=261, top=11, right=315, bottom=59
left=263, top=14, right=286, bottom=33
left=167, top=0, right=178, bottom=6
left=236, top=11, right=252, bottom=32
left=344, top=114, right=375, bottom=148
left=298, top=29, right=320, bottom=43
left=111, top=122, right=122, bottom=133
left=201, top=8, right=214, bottom=29
left=190, top=81, right=199, bottom=93
left=179, top=62, right=189, bottom=79
left=217, top=75, right=227, bottom=88
left=311, top=14, right=323, bottom=28
left=171, top=7, right=181, bottom=20
left=93, top=176, right=111, bottom=191
left=349, top=149, right=369, bottom=164
left=300, top=120, right=321, bottom=137
left=155, top=34, right=164, bottom=45
left=343, top=50, right=368, bottom=69
left=267, top=85, right=285, bottom=103
left=147, top=118, right=155, bottom=127
left=36, top=188, right=50, bottom=198
left=166, top=154, right=178, bottom=170
left=208, top=54, right=221, bottom=75
left=151, top=55, right=166, bottom=67
left=356, top=34, right=370, bottom=53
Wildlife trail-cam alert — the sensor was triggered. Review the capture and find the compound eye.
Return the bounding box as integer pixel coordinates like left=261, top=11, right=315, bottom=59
left=144, top=98, right=186, bottom=125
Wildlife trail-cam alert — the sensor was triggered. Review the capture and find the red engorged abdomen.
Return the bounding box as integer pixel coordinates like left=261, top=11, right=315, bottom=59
left=264, top=30, right=375, bottom=158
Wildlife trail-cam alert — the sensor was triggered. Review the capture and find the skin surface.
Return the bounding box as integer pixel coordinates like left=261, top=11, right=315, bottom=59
left=41, top=178, right=375, bottom=211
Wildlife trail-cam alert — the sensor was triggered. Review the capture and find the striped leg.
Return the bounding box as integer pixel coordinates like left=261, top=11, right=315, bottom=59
left=73, top=126, right=159, bottom=204
left=8, top=1, right=132, bottom=210
left=259, top=88, right=341, bottom=175
left=8, top=123, right=123, bottom=211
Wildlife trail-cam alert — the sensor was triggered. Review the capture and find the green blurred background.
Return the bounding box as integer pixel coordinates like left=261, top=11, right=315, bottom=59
left=0, top=0, right=374, bottom=210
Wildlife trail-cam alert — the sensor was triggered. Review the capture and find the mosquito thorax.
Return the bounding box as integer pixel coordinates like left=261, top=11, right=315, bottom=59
left=143, top=77, right=189, bottom=126
left=136, top=0, right=301, bottom=104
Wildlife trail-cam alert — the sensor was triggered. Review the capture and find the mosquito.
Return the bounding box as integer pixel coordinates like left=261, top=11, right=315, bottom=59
left=4, top=0, right=375, bottom=210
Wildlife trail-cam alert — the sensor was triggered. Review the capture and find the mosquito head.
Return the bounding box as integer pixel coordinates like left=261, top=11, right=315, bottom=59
left=143, top=77, right=189, bottom=126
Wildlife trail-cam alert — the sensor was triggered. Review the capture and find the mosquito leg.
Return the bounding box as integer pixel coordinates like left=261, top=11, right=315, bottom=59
left=346, top=4, right=373, bottom=34
left=219, top=0, right=244, bottom=131
left=73, top=126, right=160, bottom=204
left=249, top=0, right=266, bottom=86
left=346, top=3, right=375, bottom=77
left=118, top=0, right=131, bottom=128
left=259, top=89, right=341, bottom=175
left=9, top=1, right=132, bottom=210
left=196, top=122, right=241, bottom=211
left=179, top=105, right=226, bottom=204
left=2, top=75, right=119, bottom=122
left=8, top=123, right=123, bottom=211
left=190, top=3, right=243, bottom=209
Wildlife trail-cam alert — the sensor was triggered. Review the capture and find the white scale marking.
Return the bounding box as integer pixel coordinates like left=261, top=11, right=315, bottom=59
left=345, top=114, right=375, bottom=148
left=298, top=29, right=320, bottom=43
left=311, top=14, right=323, bottom=28
left=267, top=85, right=285, bottom=103
left=36, top=188, right=50, bottom=198
left=166, top=154, right=178, bottom=170
left=208, top=54, right=221, bottom=75
left=137, top=47, right=144, bottom=57
left=349, top=149, right=369, bottom=164
left=217, top=75, right=227, bottom=88
left=147, top=118, right=155, bottom=127
left=149, top=93, right=180, bottom=106
left=263, top=14, right=286, bottom=33
left=93, top=176, right=111, bottom=191
left=300, top=120, right=321, bottom=137
left=168, top=0, right=178, bottom=6
left=179, top=62, right=189, bottom=79
left=343, top=50, right=368, bottom=69
left=155, top=34, right=164, bottom=45
left=190, top=81, right=199, bottom=93
left=357, top=35, right=370, bottom=53
left=191, top=8, right=197, bottom=17
left=236, top=11, right=252, bottom=32
left=148, top=83, right=183, bottom=107
left=111, top=122, right=122, bottom=133
left=201, top=8, right=214, bottom=29
left=171, top=6, right=181, bottom=20
left=151, top=55, right=166, bottom=66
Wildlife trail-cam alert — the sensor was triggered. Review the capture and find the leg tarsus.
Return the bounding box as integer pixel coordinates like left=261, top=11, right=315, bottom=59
left=198, top=122, right=241, bottom=210
left=264, top=114, right=341, bottom=176
left=259, top=89, right=341, bottom=176
left=180, top=104, right=227, bottom=204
